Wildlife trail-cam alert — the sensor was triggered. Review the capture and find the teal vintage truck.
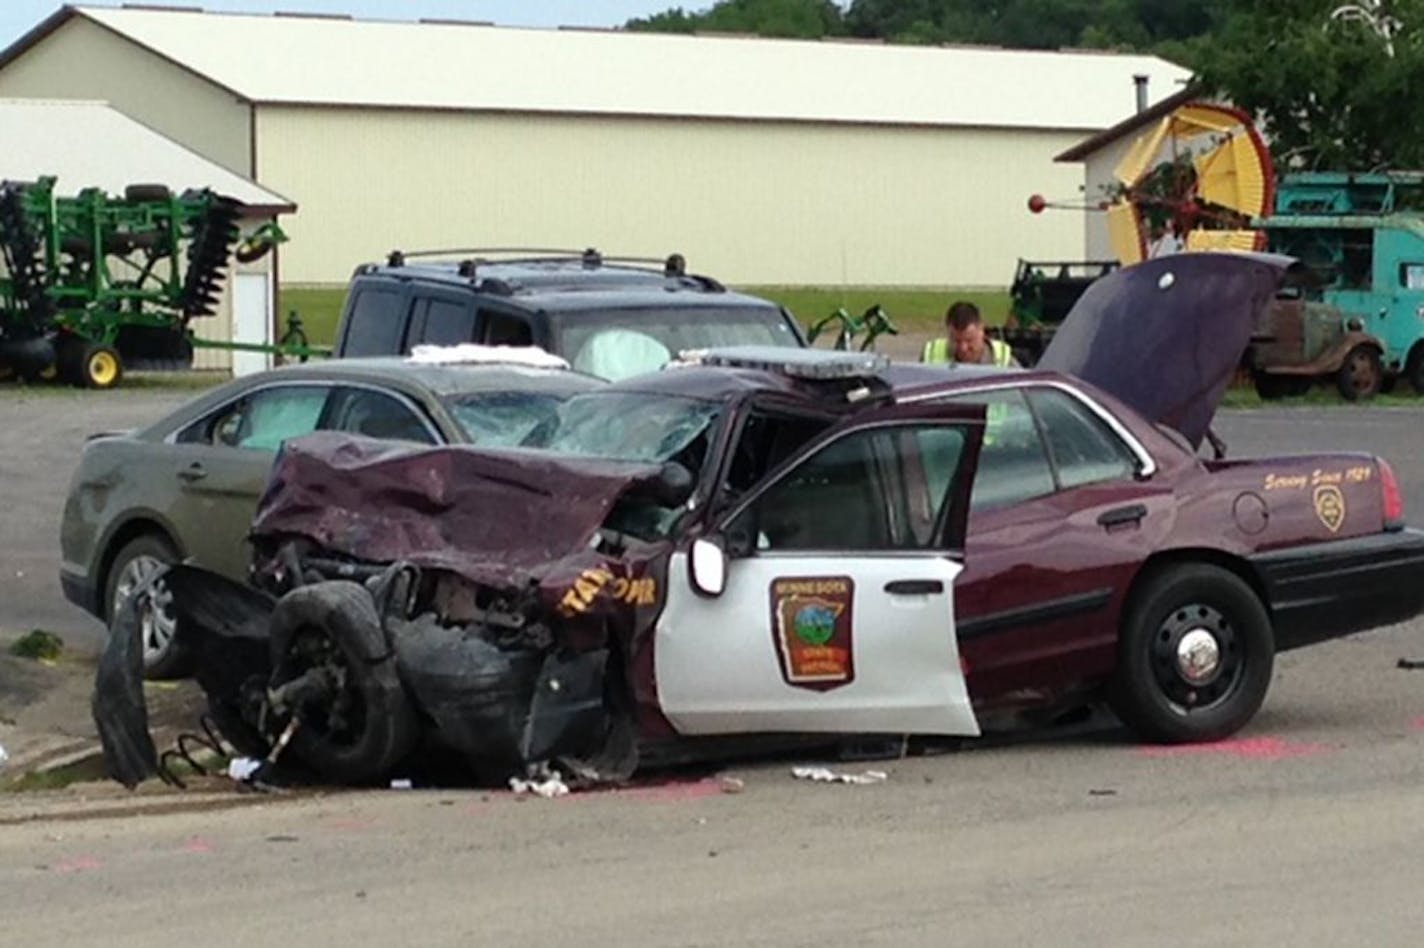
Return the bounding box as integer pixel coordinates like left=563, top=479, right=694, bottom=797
left=1249, top=172, right=1424, bottom=400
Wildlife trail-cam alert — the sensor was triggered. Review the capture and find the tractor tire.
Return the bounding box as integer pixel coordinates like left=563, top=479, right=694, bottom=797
left=1407, top=348, right=1424, bottom=396
left=1337, top=345, right=1383, bottom=401
left=268, top=582, right=419, bottom=785
left=79, top=343, right=124, bottom=390
left=124, top=184, right=173, bottom=202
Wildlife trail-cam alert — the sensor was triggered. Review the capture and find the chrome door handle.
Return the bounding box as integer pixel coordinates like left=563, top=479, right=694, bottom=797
left=177, top=463, right=207, bottom=483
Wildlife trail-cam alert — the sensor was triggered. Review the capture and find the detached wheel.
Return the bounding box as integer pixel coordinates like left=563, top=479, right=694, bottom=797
left=80, top=343, right=124, bottom=389
left=268, top=581, right=418, bottom=784
left=105, top=534, right=192, bottom=680
left=1336, top=345, right=1382, bottom=401
left=1110, top=564, right=1274, bottom=744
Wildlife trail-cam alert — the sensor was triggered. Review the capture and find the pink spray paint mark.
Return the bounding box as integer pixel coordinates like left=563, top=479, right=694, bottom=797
left=588, top=777, right=724, bottom=803
left=1137, top=736, right=1329, bottom=760
left=1409, top=717, right=1424, bottom=732
left=180, top=837, right=213, bottom=855
left=51, top=855, right=102, bottom=874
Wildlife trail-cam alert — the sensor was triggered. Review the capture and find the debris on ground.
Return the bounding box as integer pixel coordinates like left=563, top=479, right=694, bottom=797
left=9, top=630, right=64, bottom=663
left=227, top=758, right=261, bottom=782
left=0, top=744, right=8, bottom=769
left=389, top=778, right=414, bottom=790
left=1397, top=657, right=1424, bottom=670
left=791, top=766, right=889, bottom=785
left=719, top=776, right=745, bottom=794
left=509, top=769, right=570, bottom=799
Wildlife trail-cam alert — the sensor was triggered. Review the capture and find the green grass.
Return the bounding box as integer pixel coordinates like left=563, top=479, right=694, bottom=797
left=281, top=285, right=347, bottom=348
left=276, top=284, right=1009, bottom=348
left=1221, top=386, right=1423, bottom=410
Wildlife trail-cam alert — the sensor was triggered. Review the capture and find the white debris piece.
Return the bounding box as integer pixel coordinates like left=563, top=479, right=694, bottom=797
left=406, top=343, right=570, bottom=370
left=389, top=778, right=414, bottom=790
left=227, top=757, right=261, bottom=782
left=791, top=766, right=888, bottom=786
left=0, top=744, right=8, bottom=769
left=509, top=772, right=570, bottom=799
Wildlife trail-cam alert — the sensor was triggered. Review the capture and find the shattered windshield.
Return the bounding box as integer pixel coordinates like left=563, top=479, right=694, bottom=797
left=524, top=391, right=723, bottom=469
left=443, top=390, right=576, bottom=447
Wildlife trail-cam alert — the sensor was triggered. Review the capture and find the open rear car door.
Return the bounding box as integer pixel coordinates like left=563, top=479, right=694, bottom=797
left=655, top=403, right=986, bottom=737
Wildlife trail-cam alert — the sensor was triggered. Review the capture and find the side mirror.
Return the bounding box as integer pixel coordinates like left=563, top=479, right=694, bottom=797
left=688, top=537, right=726, bottom=597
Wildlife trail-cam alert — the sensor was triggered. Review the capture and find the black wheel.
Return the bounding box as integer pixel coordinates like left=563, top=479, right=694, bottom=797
left=104, top=534, right=193, bottom=680
left=54, top=335, right=86, bottom=387
left=1406, top=348, right=1424, bottom=395
left=79, top=342, right=124, bottom=389
left=1336, top=345, right=1382, bottom=401
left=125, top=183, right=173, bottom=202
left=1252, top=371, right=1310, bottom=400
left=1110, top=564, right=1274, bottom=743
left=268, top=582, right=418, bottom=784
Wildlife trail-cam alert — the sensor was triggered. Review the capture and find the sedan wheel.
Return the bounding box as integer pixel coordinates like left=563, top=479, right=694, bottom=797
left=105, top=535, right=191, bottom=679
left=1110, top=564, right=1274, bottom=743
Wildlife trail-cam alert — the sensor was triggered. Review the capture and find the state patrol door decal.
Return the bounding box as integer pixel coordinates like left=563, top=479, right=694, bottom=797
left=769, top=576, right=855, bottom=691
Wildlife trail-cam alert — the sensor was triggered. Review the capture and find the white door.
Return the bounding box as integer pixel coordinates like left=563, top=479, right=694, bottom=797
left=232, top=271, right=272, bottom=377
left=654, top=410, right=986, bottom=738
left=657, top=552, right=978, bottom=736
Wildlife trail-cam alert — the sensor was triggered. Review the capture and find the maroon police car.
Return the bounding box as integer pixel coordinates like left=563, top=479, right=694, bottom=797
left=96, top=253, right=1424, bottom=787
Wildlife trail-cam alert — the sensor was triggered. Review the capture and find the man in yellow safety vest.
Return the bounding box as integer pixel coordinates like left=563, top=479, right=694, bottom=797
left=920, top=301, right=1017, bottom=367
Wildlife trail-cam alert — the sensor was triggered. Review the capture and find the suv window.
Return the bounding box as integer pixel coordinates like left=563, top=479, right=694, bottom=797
left=728, top=424, right=970, bottom=552
left=182, top=385, right=332, bottom=451
left=327, top=388, right=436, bottom=444
left=482, top=312, right=534, bottom=347
left=413, top=297, right=477, bottom=348
left=1026, top=388, right=1136, bottom=489
left=943, top=390, right=1055, bottom=512
left=343, top=288, right=408, bottom=356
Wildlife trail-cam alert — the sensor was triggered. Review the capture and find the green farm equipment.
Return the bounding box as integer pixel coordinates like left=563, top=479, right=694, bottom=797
left=0, top=177, right=292, bottom=388
left=806, top=304, right=899, bottom=351
left=996, top=259, right=1119, bottom=366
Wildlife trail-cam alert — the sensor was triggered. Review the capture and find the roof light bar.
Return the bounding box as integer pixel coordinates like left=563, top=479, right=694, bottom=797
left=678, top=346, right=890, bottom=380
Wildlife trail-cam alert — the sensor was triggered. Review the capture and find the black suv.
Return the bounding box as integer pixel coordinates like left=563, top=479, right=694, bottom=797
left=334, top=248, right=806, bottom=380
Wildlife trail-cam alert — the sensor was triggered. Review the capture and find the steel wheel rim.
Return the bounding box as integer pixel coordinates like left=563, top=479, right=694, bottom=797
left=114, top=554, right=177, bottom=665
left=89, top=351, right=118, bottom=386
left=1150, top=603, right=1242, bottom=715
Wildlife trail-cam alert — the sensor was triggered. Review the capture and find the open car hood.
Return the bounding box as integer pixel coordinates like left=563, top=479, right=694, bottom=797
left=253, top=432, right=668, bottom=588
left=1038, top=252, right=1291, bottom=448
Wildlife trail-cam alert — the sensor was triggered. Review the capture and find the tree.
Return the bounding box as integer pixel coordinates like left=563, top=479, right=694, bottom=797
left=1189, top=0, right=1424, bottom=169
left=626, top=0, right=848, bottom=39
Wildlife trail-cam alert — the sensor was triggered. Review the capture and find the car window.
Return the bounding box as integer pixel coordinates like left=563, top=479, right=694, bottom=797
left=443, top=390, right=574, bottom=447
left=941, top=390, right=1055, bottom=512
left=414, top=297, right=477, bottom=348
left=1026, top=388, right=1136, bottom=489
left=188, top=385, right=332, bottom=452
left=724, top=410, right=834, bottom=496
left=327, top=388, right=436, bottom=444
left=527, top=391, right=721, bottom=471
left=727, top=424, right=969, bottom=553
left=482, top=312, right=534, bottom=347
left=342, top=288, right=407, bottom=356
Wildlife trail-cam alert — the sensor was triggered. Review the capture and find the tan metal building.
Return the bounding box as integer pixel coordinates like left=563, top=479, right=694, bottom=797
left=0, top=97, right=293, bottom=373
left=0, top=5, right=1190, bottom=290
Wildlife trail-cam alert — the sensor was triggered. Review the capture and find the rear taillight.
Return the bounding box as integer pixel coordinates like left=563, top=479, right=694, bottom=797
left=1379, top=458, right=1405, bottom=529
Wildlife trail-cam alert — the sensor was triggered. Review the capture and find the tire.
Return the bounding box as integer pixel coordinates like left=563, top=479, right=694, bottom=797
left=1109, top=564, right=1274, bottom=744
left=104, top=534, right=193, bottom=680
left=1336, top=345, right=1382, bottom=401
left=268, top=581, right=419, bottom=784
left=124, top=183, right=173, bottom=202
left=79, top=343, right=124, bottom=390
left=1406, top=348, right=1424, bottom=396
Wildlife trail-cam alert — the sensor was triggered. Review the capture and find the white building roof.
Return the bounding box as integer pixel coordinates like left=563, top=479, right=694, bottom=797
left=18, top=6, right=1191, bottom=131
left=0, top=98, right=293, bottom=210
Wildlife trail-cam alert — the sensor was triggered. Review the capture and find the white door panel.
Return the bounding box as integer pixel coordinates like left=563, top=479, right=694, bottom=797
left=656, top=552, right=979, bottom=737
left=232, top=272, right=272, bottom=377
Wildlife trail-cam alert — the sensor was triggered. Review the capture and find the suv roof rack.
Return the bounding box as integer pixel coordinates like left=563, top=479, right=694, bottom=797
left=383, top=247, right=718, bottom=291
